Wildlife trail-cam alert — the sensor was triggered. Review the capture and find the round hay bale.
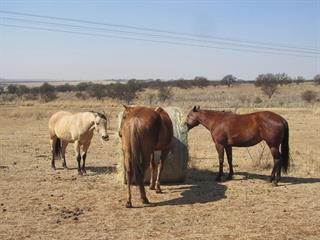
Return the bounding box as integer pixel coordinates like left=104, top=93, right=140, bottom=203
left=117, top=106, right=189, bottom=184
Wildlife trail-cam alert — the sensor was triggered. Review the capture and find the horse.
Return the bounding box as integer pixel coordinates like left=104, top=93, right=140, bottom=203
left=48, top=111, right=109, bottom=175
left=185, top=106, right=289, bottom=186
left=119, top=105, right=173, bottom=208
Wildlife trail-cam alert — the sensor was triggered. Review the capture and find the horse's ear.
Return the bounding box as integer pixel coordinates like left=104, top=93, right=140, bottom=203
left=192, top=105, right=200, bottom=112
left=122, top=104, right=128, bottom=110
left=192, top=106, right=198, bottom=112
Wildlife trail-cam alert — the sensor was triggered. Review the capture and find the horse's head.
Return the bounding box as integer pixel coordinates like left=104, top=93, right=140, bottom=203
left=93, top=112, right=109, bottom=141
left=185, top=105, right=201, bottom=130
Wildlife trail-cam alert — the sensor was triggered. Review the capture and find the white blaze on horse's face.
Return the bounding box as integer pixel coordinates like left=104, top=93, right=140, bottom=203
left=94, top=114, right=109, bottom=141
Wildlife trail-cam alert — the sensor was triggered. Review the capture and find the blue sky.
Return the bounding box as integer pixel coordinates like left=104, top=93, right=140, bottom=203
left=0, top=0, right=319, bottom=80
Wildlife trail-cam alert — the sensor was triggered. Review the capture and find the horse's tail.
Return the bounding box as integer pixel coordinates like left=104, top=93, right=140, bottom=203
left=129, top=122, right=144, bottom=184
left=281, top=120, right=290, bottom=174
left=54, top=138, right=62, bottom=160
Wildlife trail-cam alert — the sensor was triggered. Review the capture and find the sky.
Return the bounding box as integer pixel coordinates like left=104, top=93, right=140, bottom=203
left=0, top=0, right=319, bottom=80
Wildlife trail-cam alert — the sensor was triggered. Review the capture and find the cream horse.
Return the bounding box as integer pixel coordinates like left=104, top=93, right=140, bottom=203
left=48, top=111, right=109, bottom=174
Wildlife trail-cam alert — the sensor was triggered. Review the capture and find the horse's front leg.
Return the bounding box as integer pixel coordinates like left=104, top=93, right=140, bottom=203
left=74, top=141, right=82, bottom=175
left=81, top=141, right=91, bottom=174
left=155, top=149, right=169, bottom=193
left=225, top=145, right=234, bottom=180
left=215, top=143, right=225, bottom=181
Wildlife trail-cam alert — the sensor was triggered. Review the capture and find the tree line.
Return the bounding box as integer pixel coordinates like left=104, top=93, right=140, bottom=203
left=1, top=74, right=319, bottom=103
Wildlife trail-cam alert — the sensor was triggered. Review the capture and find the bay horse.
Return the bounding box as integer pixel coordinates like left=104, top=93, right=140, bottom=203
left=48, top=111, right=109, bottom=175
left=119, top=105, right=173, bottom=208
left=185, top=106, right=289, bottom=186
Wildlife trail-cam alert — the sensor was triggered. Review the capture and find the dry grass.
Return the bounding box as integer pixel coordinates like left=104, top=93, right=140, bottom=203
left=0, top=83, right=320, bottom=239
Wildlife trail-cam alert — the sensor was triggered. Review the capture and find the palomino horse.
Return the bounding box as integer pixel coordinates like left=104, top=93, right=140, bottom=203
left=119, top=105, right=173, bottom=208
left=48, top=111, right=109, bottom=175
left=185, top=106, right=289, bottom=186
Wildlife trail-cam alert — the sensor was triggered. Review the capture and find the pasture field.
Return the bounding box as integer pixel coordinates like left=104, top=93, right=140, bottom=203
left=1, top=83, right=320, bottom=240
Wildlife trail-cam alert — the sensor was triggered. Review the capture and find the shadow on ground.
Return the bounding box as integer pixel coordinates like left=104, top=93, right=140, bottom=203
left=237, top=171, right=320, bottom=185
left=152, top=168, right=227, bottom=207
left=86, top=166, right=117, bottom=175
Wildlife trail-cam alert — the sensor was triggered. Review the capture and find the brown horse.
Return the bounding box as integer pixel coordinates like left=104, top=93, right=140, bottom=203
left=185, top=106, right=289, bottom=186
left=119, top=105, right=173, bottom=208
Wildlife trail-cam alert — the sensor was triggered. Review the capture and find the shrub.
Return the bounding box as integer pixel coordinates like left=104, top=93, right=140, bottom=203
left=158, top=86, right=174, bottom=102
left=147, top=93, right=156, bottom=104
left=238, top=95, right=247, bottom=104
left=87, top=84, right=106, bottom=100
left=255, top=74, right=279, bottom=99
left=16, top=85, right=30, bottom=97
left=39, top=83, right=57, bottom=102
left=261, top=83, right=278, bottom=99
left=56, top=83, right=75, bottom=92
left=7, top=84, right=18, bottom=94
left=76, top=82, right=91, bottom=92
left=254, top=96, right=263, bottom=104
left=301, top=90, right=317, bottom=103
left=295, top=76, right=305, bottom=85
left=75, top=92, right=87, bottom=100
left=107, top=83, right=137, bottom=104
left=221, top=74, right=237, bottom=87
left=193, top=76, right=210, bottom=88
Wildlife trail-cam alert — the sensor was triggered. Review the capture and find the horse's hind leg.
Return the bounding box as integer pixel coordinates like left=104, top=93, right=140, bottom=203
left=155, top=149, right=169, bottom=193
left=149, top=153, right=156, bottom=190
left=269, top=146, right=281, bottom=186
left=124, top=153, right=133, bottom=208
left=225, top=145, right=234, bottom=180
left=74, top=141, right=82, bottom=175
left=215, top=143, right=225, bottom=181
left=61, top=141, right=68, bottom=169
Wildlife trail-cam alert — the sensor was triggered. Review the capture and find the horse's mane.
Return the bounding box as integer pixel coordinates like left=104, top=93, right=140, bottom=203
left=89, top=111, right=107, bottom=120
left=201, top=109, right=233, bottom=114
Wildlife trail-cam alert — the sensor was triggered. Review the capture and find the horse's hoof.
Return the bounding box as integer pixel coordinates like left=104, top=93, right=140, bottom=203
left=149, top=185, right=155, bottom=190
left=227, top=175, right=233, bottom=180
left=78, top=171, right=83, bottom=176
left=82, top=169, right=87, bottom=174
left=142, top=197, right=150, bottom=205
left=52, top=167, right=56, bottom=171
left=155, top=188, right=162, bottom=194
left=269, top=176, right=275, bottom=183
left=125, top=201, right=132, bottom=208
left=272, top=181, right=278, bottom=187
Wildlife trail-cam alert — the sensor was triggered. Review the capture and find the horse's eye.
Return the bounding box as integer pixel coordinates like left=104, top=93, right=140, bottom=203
left=97, top=122, right=100, bottom=125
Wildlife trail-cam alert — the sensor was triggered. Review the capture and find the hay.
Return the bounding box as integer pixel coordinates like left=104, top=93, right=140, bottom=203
left=117, top=106, right=189, bottom=184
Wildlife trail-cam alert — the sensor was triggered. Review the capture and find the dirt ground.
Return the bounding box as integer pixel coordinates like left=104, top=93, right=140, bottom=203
left=0, top=103, right=320, bottom=240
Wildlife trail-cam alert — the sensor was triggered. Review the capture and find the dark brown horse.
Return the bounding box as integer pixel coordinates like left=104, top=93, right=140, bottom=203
left=185, top=106, right=289, bottom=186
left=119, top=105, right=173, bottom=208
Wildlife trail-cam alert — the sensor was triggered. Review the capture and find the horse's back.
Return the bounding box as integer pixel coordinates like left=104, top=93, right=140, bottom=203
left=48, top=111, right=74, bottom=139
left=122, top=107, right=161, bottom=152
left=216, top=111, right=286, bottom=146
